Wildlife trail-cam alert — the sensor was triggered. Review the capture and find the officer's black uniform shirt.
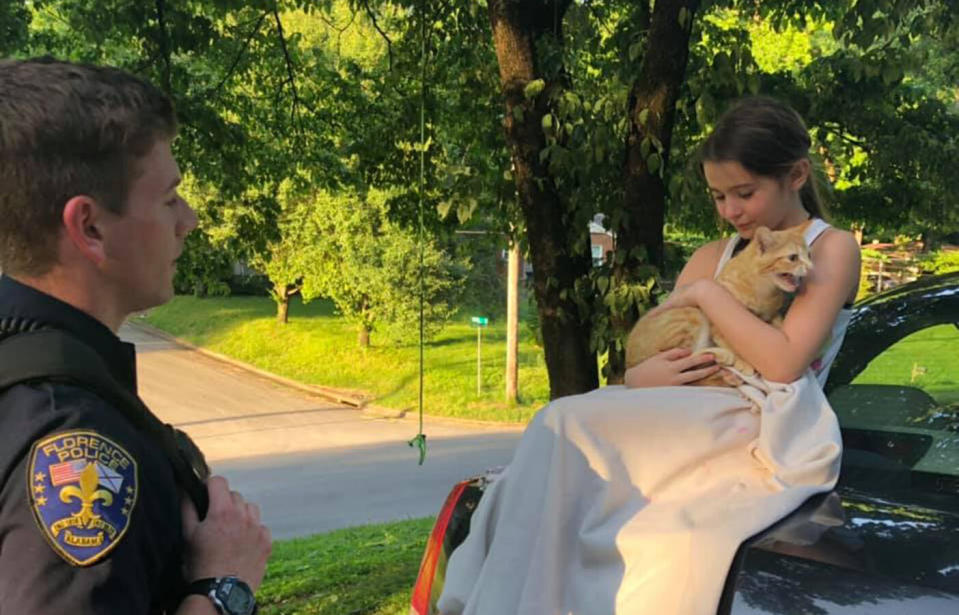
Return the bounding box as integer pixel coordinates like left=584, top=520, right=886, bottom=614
left=0, top=276, right=186, bottom=614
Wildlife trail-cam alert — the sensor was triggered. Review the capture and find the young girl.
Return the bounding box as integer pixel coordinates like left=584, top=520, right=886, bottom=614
left=626, top=96, right=861, bottom=389
left=438, top=98, right=860, bottom=615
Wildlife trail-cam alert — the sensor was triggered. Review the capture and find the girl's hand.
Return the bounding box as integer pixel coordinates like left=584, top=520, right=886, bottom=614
left=624, top=348, right=721, bottom=388
left=644, top=279, right=712, bottom=320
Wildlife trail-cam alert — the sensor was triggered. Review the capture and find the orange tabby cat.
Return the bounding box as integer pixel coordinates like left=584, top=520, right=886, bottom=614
left=624, top=223, right=813, bottom=386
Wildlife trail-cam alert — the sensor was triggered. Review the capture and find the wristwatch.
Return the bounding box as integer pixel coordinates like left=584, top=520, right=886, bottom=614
left=187, top=576, right=257, bottom=615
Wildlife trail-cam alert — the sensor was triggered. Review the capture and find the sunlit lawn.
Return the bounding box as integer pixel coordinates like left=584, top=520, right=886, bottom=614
left=141, top=295, right=550, bottom=423
left=852, top=324, right=959, bottom=404
left=258, top=517, right=431, bottom=615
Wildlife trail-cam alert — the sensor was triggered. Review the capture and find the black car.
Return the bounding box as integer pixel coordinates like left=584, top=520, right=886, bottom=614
left=411, top=271, right=959, bottom=615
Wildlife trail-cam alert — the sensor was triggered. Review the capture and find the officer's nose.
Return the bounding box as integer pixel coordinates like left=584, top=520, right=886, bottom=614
left=178, top=201, right=198, bottom=237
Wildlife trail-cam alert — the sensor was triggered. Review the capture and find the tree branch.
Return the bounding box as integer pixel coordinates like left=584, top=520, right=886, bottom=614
left=821, top=121, right=872, bottom=152
left=212, top=10, right=268, bottom=96
left=360, top=0, right=394, bottom=71
left=272, top=5, right=302, bottom=132
left=154, top=0, right=173, bottom=95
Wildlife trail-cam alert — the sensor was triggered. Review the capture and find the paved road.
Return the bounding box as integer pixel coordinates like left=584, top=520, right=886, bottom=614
left=121, top=323, right=522, bottom=539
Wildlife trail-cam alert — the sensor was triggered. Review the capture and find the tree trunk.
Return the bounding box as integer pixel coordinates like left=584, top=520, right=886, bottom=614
left=608, top=0, right=701, bottom=382
left=488, top=0, right=598, bottom=400
left=358, top=324, right=371, bottom=348
left=276, top=289, right=290, bottom=324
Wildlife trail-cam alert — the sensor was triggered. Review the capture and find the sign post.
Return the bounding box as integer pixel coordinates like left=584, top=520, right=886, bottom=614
left=470, top=316, right=489, bottom=395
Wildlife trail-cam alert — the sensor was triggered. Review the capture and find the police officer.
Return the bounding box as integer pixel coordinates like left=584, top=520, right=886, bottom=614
left=0, top=59, right=271, bottom=614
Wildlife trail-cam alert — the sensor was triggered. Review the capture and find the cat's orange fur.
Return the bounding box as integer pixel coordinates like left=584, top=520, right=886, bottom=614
left=624, top=223, right=813, bottom=386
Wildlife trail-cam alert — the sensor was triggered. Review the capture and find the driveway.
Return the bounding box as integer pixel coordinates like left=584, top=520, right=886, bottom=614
left=122, top=322, right=523, bottom=539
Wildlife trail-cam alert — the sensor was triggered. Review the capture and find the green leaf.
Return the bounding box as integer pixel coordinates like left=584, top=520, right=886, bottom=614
left=638, top=107, right=650, bottom=126
left=628, top=41, right=643, bottom=62
left=524, top=79, right=545, bottom=100
left=640, top=137, right=652, bottom=159
left=512, top=106, right=525, bottom=123
left=436, top=200, right=453, bottom=219
left=881, top=64, right=901, bottom=85
left=668, top=174, right=684, bottom=197
left=695, top=95, right=712, bottom=127
left=539, top=145, right=552, bottom=163
left=541, top=114, right=553, bottom=131
left=596, top=276, right=609, bottom=295
left=646, top=152, right=661, bottom=175
left=457, top=198, right=478, bottom=224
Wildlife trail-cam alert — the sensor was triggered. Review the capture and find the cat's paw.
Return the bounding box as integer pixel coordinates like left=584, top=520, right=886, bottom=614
left=698, top=346, right=736, bottom=366
left=731, top=359, right=758, bottom=377
left=720, top=369, right=745, bottom=387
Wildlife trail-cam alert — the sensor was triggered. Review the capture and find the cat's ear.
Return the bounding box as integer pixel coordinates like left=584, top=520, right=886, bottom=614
left=754, top=226, right=775, bottom=253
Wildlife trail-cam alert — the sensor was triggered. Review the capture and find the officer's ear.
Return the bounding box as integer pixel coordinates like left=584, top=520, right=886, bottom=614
left=61, top=196, right=109, bottom=266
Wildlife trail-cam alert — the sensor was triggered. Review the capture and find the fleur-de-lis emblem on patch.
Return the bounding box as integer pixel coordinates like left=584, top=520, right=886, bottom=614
left=30, top=430, right=138, bottom=566
left=59, top=463, right=113, bottom=528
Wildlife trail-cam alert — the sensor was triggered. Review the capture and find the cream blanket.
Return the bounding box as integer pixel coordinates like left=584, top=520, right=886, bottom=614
left=437, top=373, right=842, bottom=615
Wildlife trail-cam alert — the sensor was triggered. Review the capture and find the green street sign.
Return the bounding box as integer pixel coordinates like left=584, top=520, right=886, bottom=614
left=471, top=316, right=489, bottom=327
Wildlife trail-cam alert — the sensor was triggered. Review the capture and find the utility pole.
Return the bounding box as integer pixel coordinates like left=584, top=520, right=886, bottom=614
left=506, top=239, right=520, bottom=404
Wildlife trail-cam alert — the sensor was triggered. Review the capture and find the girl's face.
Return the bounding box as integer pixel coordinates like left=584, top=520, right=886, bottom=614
left=702, top=159, right=809, bottom=238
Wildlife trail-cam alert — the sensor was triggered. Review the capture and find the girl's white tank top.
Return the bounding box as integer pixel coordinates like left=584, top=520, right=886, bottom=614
left=713, top=218, right=854, bottom=386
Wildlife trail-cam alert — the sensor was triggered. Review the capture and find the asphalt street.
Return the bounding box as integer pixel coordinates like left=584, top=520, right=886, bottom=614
left=121, top=321, right=522, bottom=539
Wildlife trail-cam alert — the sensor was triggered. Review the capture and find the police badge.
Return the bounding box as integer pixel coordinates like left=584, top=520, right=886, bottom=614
left=27, top=430, right=139, bottom=566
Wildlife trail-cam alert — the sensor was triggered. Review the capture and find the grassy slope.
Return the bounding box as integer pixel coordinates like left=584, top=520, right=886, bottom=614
left=259, top=517, right=432, bottom=615
left=142, top=295, right=550, bottom=422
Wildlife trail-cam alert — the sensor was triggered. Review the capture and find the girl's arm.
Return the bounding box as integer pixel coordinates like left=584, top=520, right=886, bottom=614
left=624, top=240, right=727, bottom=388
left=655, top=229, right=861, bottom=383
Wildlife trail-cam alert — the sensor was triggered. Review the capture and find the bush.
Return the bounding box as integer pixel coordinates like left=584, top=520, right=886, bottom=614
left=920, top=250, right=959, bottom=275
left=228, top=272, right=272, bottom=296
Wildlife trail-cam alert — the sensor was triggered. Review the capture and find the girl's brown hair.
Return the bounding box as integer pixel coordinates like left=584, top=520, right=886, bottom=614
left=699, top=96, right=828, bottom=220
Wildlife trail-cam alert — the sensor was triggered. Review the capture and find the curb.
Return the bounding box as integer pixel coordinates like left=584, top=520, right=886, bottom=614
left=126, top=319, right=371, bottom=408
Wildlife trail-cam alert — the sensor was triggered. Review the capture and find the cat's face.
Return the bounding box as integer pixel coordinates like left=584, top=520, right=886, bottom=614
left=753, top=226, right=813, bottom=292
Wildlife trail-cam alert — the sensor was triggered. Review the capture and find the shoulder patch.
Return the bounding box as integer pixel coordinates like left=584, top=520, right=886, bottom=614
left=27, top=430, right=139, bottom=566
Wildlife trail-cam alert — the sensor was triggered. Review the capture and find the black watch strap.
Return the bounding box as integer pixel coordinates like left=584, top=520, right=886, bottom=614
left=187, top=578, right=222, bottom=614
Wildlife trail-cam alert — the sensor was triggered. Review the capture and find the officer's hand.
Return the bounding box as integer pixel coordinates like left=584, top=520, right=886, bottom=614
left=181, top=475, right=272, bottom=590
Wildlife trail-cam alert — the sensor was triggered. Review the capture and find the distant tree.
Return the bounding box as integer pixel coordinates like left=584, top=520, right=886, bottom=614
left=172, top=230, right=233, bottom=298
left=298, top=190, right=469, bottom=347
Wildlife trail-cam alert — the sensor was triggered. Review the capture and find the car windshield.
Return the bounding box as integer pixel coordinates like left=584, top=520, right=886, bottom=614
left=829, top=323, right=959, bottom=495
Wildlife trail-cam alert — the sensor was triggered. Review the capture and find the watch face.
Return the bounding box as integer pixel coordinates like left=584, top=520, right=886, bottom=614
left=216, top=578, right=255, bottom=615
left=225, top=589, right=254, bottom=615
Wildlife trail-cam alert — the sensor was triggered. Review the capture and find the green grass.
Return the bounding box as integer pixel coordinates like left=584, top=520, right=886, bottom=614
left=258, top=517, right=432, bottom=615
left=140, top=295, right=550, bottom=422
left=852, top=324, right=959, bottom=404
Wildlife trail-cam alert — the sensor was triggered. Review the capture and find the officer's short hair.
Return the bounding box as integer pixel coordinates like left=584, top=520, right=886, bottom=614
left=0, top=57, right=177, bottom=276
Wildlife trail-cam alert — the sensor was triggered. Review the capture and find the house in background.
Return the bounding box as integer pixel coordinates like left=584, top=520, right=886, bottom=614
left=500, top=214, right=616, bottom=280
left=589, top=214, right=615, bottom=267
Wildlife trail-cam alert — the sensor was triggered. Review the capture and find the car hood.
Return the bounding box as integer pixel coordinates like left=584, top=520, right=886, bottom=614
left=725, top=485, right=959, bottom=613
